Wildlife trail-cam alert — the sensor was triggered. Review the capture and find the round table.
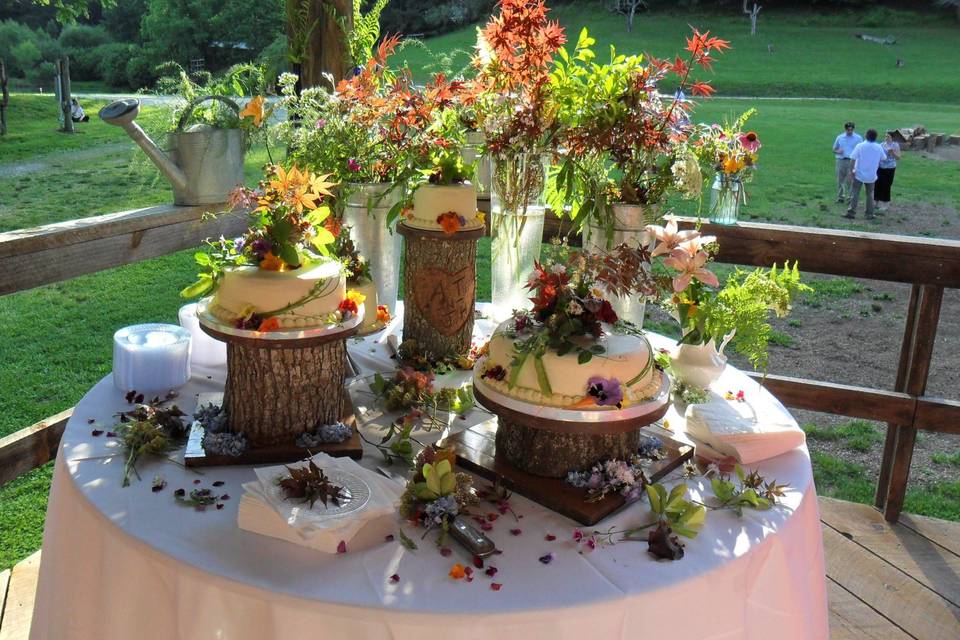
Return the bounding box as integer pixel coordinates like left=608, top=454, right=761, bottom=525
left=30, top=304, right=828, bottom=640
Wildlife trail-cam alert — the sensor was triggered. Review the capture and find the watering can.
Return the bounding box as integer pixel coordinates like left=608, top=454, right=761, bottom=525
left=99, top=96, right=245, bottom=206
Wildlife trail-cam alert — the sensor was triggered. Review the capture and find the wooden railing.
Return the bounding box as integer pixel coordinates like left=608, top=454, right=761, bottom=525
left=1, top=205, right=958, bottom=521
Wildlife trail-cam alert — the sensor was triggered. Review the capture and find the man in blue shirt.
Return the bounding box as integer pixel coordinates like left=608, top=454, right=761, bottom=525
left=845, top=128, right=887, bottom=220
left=833, top=122, right=862, bottom=203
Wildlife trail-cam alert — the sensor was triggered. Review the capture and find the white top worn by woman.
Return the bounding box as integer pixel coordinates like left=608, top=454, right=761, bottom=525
left=880, top=141, right=900, bottom=169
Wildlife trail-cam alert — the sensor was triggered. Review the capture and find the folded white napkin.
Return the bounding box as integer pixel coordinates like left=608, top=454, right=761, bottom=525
left=683, top=383, right=806, bottom=464
left=238, top=453, right=403, bottom=553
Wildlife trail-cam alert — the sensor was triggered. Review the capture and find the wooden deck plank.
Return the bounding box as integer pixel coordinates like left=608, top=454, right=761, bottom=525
left=0, top=552, right=40, bottom=640
left=0, top=569, right=10, bottom=633
left=820, top=497, right=960, bottom=607
left=823, top=526, right=960, bottom=639
left=827, top=577, right=914, bottom=640
left=899, top=511, right=960, bottom=559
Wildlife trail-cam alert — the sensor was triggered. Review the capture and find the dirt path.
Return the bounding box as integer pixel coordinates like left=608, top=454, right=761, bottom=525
left=0, top=141, right=131, bottom=179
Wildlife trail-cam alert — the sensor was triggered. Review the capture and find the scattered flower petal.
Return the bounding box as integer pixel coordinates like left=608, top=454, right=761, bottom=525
left=544, top=534, right=556, bottom=541
left=538, top=553, right=554, bottom=565
left=389, top=573, right=400, bottom=583
left=91, top=429, right=103, bottom=437
left=510, top=528, right=522, bottom=536
left=490, top=582, right=502, bottom=591
left=216, top=504, right=224, bottom=510
left=174, top=488, right=185, bottom=497
left=472, top=556, right=484, bottom=569
left=449, top=563, right=466, bottom=579
left=384, top=534, right=395, bottom=542
left=440, top=547, right=453, bottom=557
left=337, top=540, right=347, bottom=554
left=485, top=566, right=498, bottom=577
left=212, top=481, right=225, bottom=487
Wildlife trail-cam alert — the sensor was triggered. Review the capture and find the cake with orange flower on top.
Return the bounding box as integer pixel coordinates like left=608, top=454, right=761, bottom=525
left=182, top=164, right=361, bottom=331
left=403, top=155, right=483, bottom=234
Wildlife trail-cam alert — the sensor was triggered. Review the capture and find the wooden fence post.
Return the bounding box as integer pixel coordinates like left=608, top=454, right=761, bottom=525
left=875, top=284, right=943, bottom=522
left=0, top=59, right=8, bottom=136
left=286, top=0, right=353, bottom=89
left=57, top=56, right=74, bottom=134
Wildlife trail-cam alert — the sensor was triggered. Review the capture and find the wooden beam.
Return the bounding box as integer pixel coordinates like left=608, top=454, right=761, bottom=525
left=0, top=203, right=247, bottom=296
left=0, top=569, right=9, bottom=634
left=914, top=396, right=960, bottom=434
left=0, top=409, right=72, bottom=487
left=744, top=373, right=916, bottom=425
left=826, top=578, right=912, bottom=640
left=899, top=511, right=960, bottom=558
left=0, top=551, right=40, bottom=640
left=673, top=218, right=960, bottom=287
left=880, top=285, right=944, bottom=522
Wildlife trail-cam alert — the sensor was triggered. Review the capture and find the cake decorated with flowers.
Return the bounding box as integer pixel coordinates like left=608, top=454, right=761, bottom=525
left=404, top=182, right=483, bottom=233
left=478, top=317, right=660, bottom=408
left=206, top=259, right=348, bottom=330
left=474, top=249, right=663, bottom=411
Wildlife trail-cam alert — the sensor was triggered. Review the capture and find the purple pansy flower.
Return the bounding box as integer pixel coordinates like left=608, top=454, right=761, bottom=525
left=586, top=377, right=623, bottom=408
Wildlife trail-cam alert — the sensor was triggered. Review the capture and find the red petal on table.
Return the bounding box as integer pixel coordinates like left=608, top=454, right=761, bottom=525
left=545, top=534, right=556, bottom=541
left=212, top=481, right=225, bottom=487
left=509, top=529, right=522, bottom=536
left=539, top=552, right=554, bottom=564
left=480, top=522, right=493, bottom=531
left=472, top=556, right=484, bottom=568
left=220, top=494, right=230, bottom=500
left=216, top=504, right=224, bottom=510
left=91, top=430, right=103, bottom=437
left=487, top=513, right=499, bottom=521
left=464, top=566, right=474, bottom=576
left=497, top=505, right=508, bottom=514
left=174, top=488, right=185, bottom=497
left=337, top=540, right=347, bottom=553
left=389, top=574, right=400, bottom=583
left=193, top=479, right=202, bottom=485
left=485, top=566, right=498, bottom=577
left=87, top=418, right=96, bottom=424
left=440, top=547, right=453, bottom=557
left=490, top=583, right=502, bottom=591
left=384, top=534, right=395, bottom=542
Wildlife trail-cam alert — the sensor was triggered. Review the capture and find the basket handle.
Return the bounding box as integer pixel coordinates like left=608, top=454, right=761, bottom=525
left=175, top=95, right=241, bottom=132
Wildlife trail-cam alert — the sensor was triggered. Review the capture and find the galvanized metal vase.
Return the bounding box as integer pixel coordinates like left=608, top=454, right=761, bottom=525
left=344, top=183, right=403, bottom=315
left=582, top=202, right=658, bottom=328
left=168, top=96, right=245, bottom=205
left=490, top=152, right=548, bottom=317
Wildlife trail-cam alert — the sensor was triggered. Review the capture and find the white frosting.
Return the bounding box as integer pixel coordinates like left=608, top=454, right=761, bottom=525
left=482, top=319, right=658, bottom=406
left=210, top=259, right=346, bottom=328
left=405, top=183, right=483, bottom=231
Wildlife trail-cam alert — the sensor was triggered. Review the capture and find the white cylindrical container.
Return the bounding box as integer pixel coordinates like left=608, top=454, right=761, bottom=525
left=178, top=303, right=227, bottom=370
left=113, top=324, right=192, bottom=393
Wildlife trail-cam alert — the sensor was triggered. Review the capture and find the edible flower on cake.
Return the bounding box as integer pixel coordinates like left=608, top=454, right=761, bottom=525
left=181, top=164, right=357, bottom=331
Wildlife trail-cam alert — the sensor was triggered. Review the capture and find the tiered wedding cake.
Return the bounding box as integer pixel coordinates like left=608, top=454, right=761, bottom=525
left=404, top=182, right=484, bottom=232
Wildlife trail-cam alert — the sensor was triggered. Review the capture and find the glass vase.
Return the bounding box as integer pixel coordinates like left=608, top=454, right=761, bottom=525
left=709, top=174, right=742, bottom=225
left=344, top=182, right=403, bottom=315
left=490, top=152, right=548, bottom=317
left=463, top=131, right=491, bottom=199
left=582, top=202, right=658, bottom=328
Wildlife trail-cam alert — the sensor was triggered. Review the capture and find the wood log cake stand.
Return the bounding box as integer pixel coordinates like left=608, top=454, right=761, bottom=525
left=199, top=317, right=359, bottom=451
left=472, top=372, right=671, bottom=478
left=398, top=223, right=484, bottom=360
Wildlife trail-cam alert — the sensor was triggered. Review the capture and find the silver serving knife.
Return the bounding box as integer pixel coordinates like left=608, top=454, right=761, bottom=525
left=450, top=515, right=497, bottom=558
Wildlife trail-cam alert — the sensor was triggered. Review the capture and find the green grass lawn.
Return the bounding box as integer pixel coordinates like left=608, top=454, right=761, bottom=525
left=398, top=4, right=960, bottom=103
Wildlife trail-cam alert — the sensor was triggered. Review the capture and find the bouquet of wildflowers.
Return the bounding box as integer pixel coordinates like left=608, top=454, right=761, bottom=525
left=399, top=447, right=477, bottom=543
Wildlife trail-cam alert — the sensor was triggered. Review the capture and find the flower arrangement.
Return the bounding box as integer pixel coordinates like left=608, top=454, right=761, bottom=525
left=399, top=446, right=477, bottom=543
left=696, top=109, right=762, bottom=219
left=330, top=223, right=373, bottom=286
left=547, top=27, right=729, bottom=238
left=489, top=244, right=655, bottom=401
left=646, top=216, right=809, bottom=371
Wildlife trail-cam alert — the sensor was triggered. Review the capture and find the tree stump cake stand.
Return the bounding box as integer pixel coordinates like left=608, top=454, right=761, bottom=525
left=198, top=310, right=360, bottom=452
left=472, top=369, right=671, bottom=478
left=398, top=223, right=484, bottom=360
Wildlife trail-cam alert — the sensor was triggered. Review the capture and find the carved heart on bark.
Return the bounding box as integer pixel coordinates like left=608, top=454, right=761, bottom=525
left=413, top=266, right=475, bottom=336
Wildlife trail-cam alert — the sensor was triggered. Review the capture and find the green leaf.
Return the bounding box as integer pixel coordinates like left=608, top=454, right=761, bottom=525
left=577, top=350, right=593, bottom=365
left=194, top=251, right=212, bottom=267
left=279, top=243, right=300, bottom=267
left=646, top=484, right=662, bottom=515
left=311, top=227, right=336, bottom=251
left=735, top=464, right=746, bottom=483
left=180, top=275, right=213, bottom=299
left=533, top=356, right=553, bottom=396
left=509, top=350, right=530, bottom=389
left=398, top=528, right=418, bottom=550
left=667, top=483, right=687, bottom=508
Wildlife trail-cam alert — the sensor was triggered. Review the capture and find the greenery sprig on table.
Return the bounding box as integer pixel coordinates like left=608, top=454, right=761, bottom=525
left=113, top=392, right=189, bottom=487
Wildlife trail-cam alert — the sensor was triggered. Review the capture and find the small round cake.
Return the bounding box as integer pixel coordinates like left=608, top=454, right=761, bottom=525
left=404, top=183, right=483, bottom=232
left=477, top=319, right=661, bottom=409
left=206, top=258, right=346, bottom=329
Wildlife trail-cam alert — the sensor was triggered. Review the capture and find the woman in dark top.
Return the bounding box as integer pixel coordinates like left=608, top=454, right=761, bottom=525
left=875, top=133, right=901, bottom=214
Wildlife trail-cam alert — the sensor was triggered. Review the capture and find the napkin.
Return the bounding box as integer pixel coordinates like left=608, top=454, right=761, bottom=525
left=683, top=383, right=806, bottom=464
left=238, top=452, right=403, bottom=553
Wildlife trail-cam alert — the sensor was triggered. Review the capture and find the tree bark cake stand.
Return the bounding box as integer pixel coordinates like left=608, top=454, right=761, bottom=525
left=397, top=223, right=484, bottom=360
left=471, top=364, right=672, bottom=478
left=190, top=301, right=364, bottom=465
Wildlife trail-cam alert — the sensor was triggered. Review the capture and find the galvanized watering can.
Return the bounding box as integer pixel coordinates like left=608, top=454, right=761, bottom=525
left=99, top=96, right=245, bottom=206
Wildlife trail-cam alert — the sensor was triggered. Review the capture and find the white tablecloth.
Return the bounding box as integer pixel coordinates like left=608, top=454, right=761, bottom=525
left=30, top=303, right=828, bottom=640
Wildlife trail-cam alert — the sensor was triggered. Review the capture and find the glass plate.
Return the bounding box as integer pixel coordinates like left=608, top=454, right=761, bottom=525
left=266, top=468, right=372, bottom=520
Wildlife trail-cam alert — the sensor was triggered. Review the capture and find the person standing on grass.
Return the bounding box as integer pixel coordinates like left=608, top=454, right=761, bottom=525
left=875, top=132, right=901, bottom=214
left=845, top=128, right=887, bottom=220
left=833, top=121, right=862, bottom=203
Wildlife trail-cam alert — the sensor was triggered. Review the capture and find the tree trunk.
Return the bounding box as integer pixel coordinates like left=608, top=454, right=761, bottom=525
left=57, top=57, right=73, bottom=134
left=628, top=4, right=635, bottom=32
left=399, top=224, right=481, bottom=360
left=0, top=59, right=8, bottom=136
left=286, top=0, right=353, bottom=89
left=222, top=339, right=347, bottom=447
left=496, top=417, right=641, bottom=478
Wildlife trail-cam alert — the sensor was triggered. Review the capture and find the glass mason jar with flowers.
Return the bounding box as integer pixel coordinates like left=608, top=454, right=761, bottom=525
left=697, top=110, right=762, bottom=225
left=548, top=27, right=730, bottom=326
left=467, top=0, right=566, bottom=315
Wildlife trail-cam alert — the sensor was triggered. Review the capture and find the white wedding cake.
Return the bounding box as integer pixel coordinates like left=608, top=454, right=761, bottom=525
left=207, top=258, right=346, bottom=329
left=403, top=183, right=483, bottom=232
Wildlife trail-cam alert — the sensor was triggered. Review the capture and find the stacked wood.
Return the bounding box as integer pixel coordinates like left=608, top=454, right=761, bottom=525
left=398, top=224, right=483, bottom=360
left=949, top=135, right=960, bottom=146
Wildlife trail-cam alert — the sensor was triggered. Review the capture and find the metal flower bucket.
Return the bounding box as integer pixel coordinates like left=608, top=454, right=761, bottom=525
left=343, top=183, right=403, bottom=314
